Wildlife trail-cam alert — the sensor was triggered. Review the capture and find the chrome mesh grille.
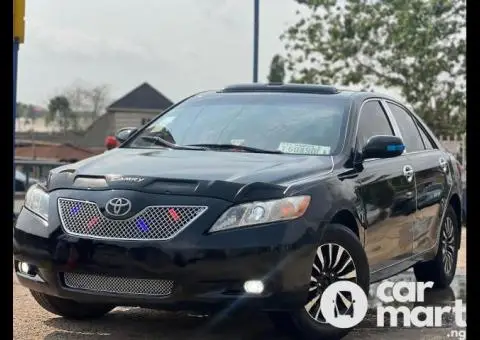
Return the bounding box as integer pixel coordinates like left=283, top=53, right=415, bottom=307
left=63, top=272, right=174, bottom=296
left=58, top=198, right=207, bottom=240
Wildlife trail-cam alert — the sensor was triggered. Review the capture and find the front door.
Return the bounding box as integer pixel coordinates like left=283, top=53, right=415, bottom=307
left=385, top=101, right=451, bottom=255
left=354, top=100, right=416, bottom=272
left=356, top=158, right=417, bottom=272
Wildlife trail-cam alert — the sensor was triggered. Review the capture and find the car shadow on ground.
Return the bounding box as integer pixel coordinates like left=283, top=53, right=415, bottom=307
left=43, top=309, right=284, bottom=340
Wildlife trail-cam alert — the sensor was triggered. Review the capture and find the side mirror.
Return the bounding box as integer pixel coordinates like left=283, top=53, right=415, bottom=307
left=115, top=127, right=137, bottom=143
left=362, top=135, right=405, bottom=160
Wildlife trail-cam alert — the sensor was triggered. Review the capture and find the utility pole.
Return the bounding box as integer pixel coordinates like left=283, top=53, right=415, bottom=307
left=13, top=0, right=25, bottom=193
left=253, top=0, right=259, bottom=83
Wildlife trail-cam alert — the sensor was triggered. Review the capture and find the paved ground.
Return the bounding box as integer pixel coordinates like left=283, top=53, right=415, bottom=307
left=13, top=229, right=466, bottom=340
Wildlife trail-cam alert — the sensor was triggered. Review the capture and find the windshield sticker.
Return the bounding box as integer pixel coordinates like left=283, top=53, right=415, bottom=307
left=230, top=139, right=245, bottom=146
left=278, top=142, right=331, bottom=155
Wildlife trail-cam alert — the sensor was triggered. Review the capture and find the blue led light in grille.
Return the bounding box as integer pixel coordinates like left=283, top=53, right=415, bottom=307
left=136, top=218, right=149, bottom=232
left=70, top=205, right=80, bottom=215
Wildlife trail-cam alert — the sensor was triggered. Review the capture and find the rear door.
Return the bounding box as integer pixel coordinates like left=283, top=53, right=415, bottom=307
left=384, top=101, right=451, bottom=255
left=354, top=100, right=416, bottom=272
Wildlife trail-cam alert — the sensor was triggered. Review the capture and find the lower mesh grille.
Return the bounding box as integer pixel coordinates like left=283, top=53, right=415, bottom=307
left=63, top=272, right=174, bottom=296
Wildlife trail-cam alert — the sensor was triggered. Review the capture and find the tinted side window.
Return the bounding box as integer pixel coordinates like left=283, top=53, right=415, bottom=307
left=418, top=125, right=434, bottom=149
left=357, top=101, right=394, bottom=149
left=414, top=117, right=438, bottom=149
left=387, top=103, right=425, bottom=152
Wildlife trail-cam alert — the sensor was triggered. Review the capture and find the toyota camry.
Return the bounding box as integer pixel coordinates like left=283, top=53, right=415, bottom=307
left=13, top=83, right=463, bottom=339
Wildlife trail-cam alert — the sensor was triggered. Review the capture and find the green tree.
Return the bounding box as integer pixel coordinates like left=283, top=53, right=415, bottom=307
left=64, top=83, right=110, bottom=123
left=46, top=96, right=75, bottom=133
left=267, top=54, right=286, bottom=83
left=282, top=0, right=466, bottom=136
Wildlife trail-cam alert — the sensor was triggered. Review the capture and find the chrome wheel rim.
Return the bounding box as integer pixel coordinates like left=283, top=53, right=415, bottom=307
left=441, top=216, right=456, bottom=275
left=304, top=243, right=357, bottom=323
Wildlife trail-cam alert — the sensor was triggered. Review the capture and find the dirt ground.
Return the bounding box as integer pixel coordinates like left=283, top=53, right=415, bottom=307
left=13, top=229, right=467, bottom=340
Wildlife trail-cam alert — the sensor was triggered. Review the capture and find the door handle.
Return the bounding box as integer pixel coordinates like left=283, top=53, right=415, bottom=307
left=439, top=157, right=448, bottom=173
left=403, top=165, right=414, bottom=183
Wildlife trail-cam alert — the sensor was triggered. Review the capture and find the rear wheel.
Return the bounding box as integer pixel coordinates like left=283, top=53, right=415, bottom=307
left=269, top=223, right=370, bottom=340
left=414, top=205, right=459, bottom=288
left=30, top=290, right=114, bottom=320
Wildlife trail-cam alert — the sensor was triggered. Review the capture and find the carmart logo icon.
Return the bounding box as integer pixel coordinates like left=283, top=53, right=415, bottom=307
left=319, top=280, right=369, bottom=329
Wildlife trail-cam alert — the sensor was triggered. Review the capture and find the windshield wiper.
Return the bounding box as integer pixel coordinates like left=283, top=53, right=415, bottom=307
left=186, top=143, right=284, bottom=154
left=140, top=136, right=207, bottom=151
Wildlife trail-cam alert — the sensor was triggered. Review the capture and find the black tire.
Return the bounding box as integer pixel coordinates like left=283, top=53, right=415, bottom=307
left=414, top=205, right=459, bottom=289
left=30, top=290, right=114, bottom=320
left=269, top=223, right=370, bottom=340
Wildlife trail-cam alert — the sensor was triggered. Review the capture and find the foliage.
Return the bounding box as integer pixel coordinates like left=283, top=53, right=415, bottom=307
left=64, top=82, right=110, bottom=122
left=281, top=0, right=466, bottom=136
left=267, top=54, right=286, bottom=83
left=46, top=96, right=74, bottom=133
left=44, top=82, right=111, bottom=132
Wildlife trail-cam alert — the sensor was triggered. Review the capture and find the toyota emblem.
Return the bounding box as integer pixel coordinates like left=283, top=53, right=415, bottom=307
left=105, top=198, right=132, bottom=217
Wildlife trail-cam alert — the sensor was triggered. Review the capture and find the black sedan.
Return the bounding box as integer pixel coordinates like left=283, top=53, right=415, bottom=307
left=13, top=84, right=463, bottom=340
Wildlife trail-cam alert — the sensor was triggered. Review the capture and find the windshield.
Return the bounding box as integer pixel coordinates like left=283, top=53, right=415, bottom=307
left=126, top=93, right=350, bottom=156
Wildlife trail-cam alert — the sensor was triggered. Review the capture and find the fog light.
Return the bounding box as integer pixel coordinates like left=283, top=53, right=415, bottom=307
left=19, top=262, right=30, bottom=274
left=244, top=280, right=264, bottom=294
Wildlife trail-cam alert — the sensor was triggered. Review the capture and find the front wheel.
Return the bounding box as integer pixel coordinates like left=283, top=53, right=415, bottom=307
left=30, top=290, right=114, bottom=320
left=269, top=223, right=370, bottom=340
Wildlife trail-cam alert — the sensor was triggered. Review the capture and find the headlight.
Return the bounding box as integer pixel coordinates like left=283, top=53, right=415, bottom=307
left=24, top=184, right=49, bottom=220
left=209, top=196, right=311, bottom=233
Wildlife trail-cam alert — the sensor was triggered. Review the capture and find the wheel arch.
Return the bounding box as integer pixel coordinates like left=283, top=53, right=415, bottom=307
left=330, top=209, right=364, bottom=245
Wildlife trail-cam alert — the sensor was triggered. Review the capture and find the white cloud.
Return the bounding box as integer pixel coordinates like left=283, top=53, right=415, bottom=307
left=17, top=0, right=402, bottom=107
left=18, top=0, right=301, bottom=105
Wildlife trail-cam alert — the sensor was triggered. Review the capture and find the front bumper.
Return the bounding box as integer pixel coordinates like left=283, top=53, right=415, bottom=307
left=14, top=206, right=318, bottom=313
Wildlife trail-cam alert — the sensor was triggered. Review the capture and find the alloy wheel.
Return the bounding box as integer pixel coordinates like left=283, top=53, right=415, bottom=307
left=441, top=216, right=456, bottom=275
left=304, top=243, right=357, bottom=323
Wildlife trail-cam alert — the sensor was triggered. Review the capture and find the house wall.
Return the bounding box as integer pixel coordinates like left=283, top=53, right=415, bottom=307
left=113, top=111, right=160, bottom=132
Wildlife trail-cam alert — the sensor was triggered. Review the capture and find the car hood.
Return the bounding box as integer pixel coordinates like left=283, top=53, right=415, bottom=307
left=48, top=148, right=333, bottom=202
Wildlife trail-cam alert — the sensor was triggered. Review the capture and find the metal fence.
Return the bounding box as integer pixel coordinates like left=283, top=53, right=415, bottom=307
left=438, top=134, right=466, bottom=168
left=15, top=159, right=67, bottom=183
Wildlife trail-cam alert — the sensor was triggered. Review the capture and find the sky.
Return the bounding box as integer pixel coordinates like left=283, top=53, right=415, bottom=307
left=18, top=0, right=307, bottom=107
